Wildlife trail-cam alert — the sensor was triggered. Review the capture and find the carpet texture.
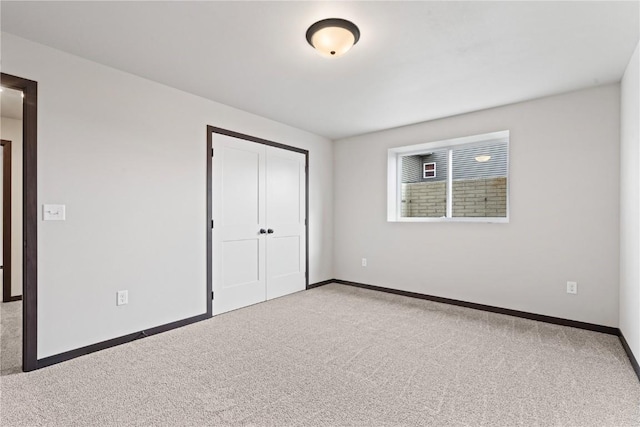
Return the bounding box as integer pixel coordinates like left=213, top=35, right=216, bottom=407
left=1, top=283, right=639, bottom=426
left=0, top=300, right=21, bottom=377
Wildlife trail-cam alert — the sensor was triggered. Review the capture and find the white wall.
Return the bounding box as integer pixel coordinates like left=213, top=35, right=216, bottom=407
left=334, top=84, right=620, bottom=327
left=0, top=116, right=23, bottom=298
left=1, top=33, right=333, bottom=359
left=620, top=42, right=640, bottom=359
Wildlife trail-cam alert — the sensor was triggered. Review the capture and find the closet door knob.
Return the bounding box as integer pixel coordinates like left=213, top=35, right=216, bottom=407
left=267, top=229, right=274, bottom=234
left=259, top=229, right=267, bottom=234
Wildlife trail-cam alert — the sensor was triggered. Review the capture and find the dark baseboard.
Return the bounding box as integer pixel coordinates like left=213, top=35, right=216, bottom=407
left=3, top=295, right=22, bottom=302
left=333, top=279, right=620, bottom=336
left=33, top=279, right=638, bottom=382
left=307, top=279, right=335, bottom=289
left=35, top=279, right=331, bottom=369
left=619, top=333, right=640, bottom=382
left=36, top=312, right=210, bottom=369
left=332, top=279, right=639, bottom=384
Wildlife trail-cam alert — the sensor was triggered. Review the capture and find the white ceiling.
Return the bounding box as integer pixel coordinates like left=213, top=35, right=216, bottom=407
left=1, top=1, right=638, bottom=139
left=0, top=87, right=23, bottom=120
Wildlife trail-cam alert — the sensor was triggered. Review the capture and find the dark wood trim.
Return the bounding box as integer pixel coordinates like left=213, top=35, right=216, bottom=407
left=1, top=140, right=12, bottom=303
left=206, top=127, right=213, bottom=316
left=305, top=148, right=309, bottom=290
left=37, top=313, right=210, bottom=369
left=207, top=126, right=310, bottom=292
left=208, top=126, right=308, bottom=155
left=334, top=279, right=620, bottom=336
left=619, top=332, right=640, bottom=382
left=1, top=73, right=38, bottom=372
left=5, top=295, right=22, bottom=302
left=307, top=279, right=334, bottom=289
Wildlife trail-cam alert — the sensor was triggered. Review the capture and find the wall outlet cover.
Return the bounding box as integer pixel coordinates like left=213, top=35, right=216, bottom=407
left=116, top=290, right=128, bottom=306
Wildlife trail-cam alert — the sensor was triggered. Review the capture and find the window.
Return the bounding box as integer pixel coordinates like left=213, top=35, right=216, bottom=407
left=423, top=162, right=436, bottom=179
left=388, top=130, right=509, bottom=222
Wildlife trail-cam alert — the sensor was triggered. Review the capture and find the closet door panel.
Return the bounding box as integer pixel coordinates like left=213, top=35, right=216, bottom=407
left=212, top=135, right=266, bottom=315
left=265, top=147, right=306, bottom=300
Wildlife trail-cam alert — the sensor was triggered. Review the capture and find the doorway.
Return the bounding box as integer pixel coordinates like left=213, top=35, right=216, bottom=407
left=1, top=73, right=38, bottom=372
left=1, top=84, right=25, bottom=306
left=1, top=139, right=15, bottom=303
left=207, top=126, right=309, bottom=315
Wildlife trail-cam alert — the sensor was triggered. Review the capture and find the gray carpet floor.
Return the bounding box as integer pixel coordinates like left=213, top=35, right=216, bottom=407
left=0, top=299, right=21, bottom=377
left=1, top=283, right=639, bottom=426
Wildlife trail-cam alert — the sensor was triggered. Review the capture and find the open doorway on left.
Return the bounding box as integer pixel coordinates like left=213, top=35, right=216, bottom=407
left=1, top=86, right=24, bottom=374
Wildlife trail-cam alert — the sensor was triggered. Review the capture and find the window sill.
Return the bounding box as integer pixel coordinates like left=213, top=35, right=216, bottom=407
left=390, top=217, right=509, bottom=224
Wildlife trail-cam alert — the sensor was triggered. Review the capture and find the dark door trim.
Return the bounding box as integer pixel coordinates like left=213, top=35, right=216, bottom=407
left=1, top=139, right=16, bottom=303
left=206, top=126, right=310, bottom=308
left=1, top=73, right=38, bottom=372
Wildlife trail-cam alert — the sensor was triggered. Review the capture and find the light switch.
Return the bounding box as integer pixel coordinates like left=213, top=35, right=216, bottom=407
left=43, top=204, right=66, bottom=221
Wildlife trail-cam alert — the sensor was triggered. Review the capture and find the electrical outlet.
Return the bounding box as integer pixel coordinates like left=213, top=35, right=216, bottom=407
left=116, top=290, right=128, bottom=306
left=566, top=281, right=578, bottom=295
left=361, top=258, right=367, bottom=267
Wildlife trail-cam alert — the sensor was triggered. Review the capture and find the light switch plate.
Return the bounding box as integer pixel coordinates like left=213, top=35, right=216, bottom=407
left=43, top=204, right=66, bottom=221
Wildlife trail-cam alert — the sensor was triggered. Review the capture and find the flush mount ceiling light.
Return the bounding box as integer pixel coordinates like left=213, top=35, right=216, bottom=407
left=475, top=155, right=492, bottom=162
left=306, top=18, right=360, bottom=57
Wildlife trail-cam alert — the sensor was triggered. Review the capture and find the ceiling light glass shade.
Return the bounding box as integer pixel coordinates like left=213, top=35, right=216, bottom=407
left=306, top=18, right=360, bottom=57
left=475, top=155, right=492, bottom=162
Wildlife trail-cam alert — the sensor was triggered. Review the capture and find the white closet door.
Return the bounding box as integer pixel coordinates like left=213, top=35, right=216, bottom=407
left=213, top=135, right=266, bottom=315
left=212, top=134, right=306, bottom=314
left=265, top=146, right=306, bottom=300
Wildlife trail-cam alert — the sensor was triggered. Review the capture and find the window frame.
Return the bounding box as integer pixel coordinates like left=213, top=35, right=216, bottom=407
left=422, top=162, right=436, bottom=179
left=387, top=130, right=509, bottom=223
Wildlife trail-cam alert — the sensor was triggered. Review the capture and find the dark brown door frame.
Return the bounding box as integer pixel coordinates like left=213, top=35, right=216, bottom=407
left=1, top=73, right=38, bottom=372
left=1, top=139, right=17, bottom=303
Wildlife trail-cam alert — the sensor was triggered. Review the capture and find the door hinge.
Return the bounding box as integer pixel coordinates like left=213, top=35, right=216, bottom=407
left=211, top=148, right=214, bottom=157
left=211, top=220, right=214, bottom=229
left=211, top=291, right=214, bottom=300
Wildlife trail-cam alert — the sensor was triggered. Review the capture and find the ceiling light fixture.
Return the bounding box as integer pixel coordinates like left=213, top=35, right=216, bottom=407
left=306, top=18, right=360, bottom=58
left=475, top=155, right=491, bottom=163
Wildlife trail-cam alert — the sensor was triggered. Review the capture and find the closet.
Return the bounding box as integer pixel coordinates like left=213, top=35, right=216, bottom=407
left=212, top=133, right=306, bottom=314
